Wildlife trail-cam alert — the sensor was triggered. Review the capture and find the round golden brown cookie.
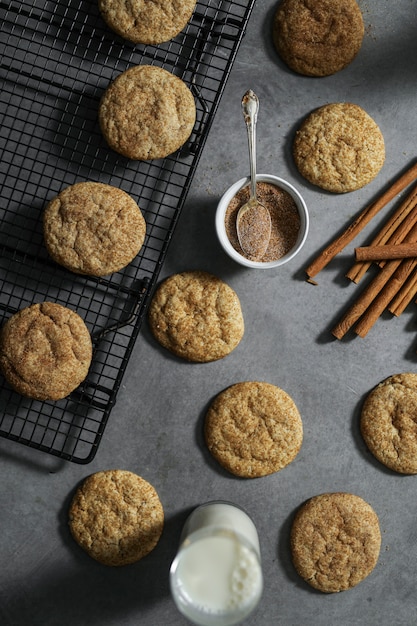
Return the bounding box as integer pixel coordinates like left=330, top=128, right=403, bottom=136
left=99, top=65, right=196, bottom=160
left=0, top=302, right=92, bottom=401
left=148, top=271, right=244, bottom=362
left=273, top=0, right=364, bottom=77
left=98, top=0, right=196, bottom=45
left=43, top=181, right=146, bottom=276
left=293, top=103, right=385, bottom=193
left=291, top=492, right=381, bottom=593
left=204, top=381, right=303, bottom=477
left=360, top=373, right=417, bottom=474
left=68, top=469, right=164, bottom=566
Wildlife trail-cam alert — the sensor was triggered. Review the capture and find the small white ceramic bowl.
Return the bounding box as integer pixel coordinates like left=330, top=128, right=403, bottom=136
left=215, top=174, right=309, bottom=269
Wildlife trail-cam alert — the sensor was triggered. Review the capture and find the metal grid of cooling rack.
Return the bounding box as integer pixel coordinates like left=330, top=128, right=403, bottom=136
left=0, top=0, right=255, bottom=463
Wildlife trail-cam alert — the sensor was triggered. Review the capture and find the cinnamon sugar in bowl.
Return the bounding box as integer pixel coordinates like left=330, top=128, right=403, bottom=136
left=215, top=174, right=309, bottom=269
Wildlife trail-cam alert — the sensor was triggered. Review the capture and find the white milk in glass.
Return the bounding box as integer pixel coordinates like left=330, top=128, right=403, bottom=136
left=170, top=501, right=263, bottom=626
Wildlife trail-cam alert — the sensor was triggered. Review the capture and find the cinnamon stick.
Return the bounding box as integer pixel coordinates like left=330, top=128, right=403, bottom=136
left=376, top=185, right=417, bottom=269
left=332, top=219, right=417, bottom=339
left=331, top=259, right=403, bottom=339
left=388, top=268, right=417, bottom=316
left=354, top=258, right=417, bottom=337
left=355, top=242, right=417, bottom=261
left=306, top=161, right=417, bottom=280
left=348, top=196, right=417, bottom=283
left=346, top=184, right=417, bottom=282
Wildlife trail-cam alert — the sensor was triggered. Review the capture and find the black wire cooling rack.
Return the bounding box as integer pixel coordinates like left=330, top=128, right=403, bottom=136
left=0, top=0, right=255, bottom=463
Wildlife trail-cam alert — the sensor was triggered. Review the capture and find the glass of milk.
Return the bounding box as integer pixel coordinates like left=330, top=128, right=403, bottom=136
left=170, top=501, right=263, bottom=626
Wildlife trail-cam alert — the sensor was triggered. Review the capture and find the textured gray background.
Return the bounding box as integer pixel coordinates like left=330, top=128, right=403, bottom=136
left=1, top=1, right=417, bottom=624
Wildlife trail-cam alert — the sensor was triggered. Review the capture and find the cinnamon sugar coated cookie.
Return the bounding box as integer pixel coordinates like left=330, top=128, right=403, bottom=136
left=98, top=0, right=196, bottom=44
left=293, top=103, right=385, bottom=192
left=43, top=182, right=146, bottom=276
left=0, top=302, right=92, bottom=401
left=148, top=271, right=244, bottom=362
left=291, top=493, right=381, bottom=593
left=99, top=65, right=196, bottom=160
left=273, top=0, right=364, bottom=77
left=361, top=373, right=417, bottom=474
left=69, top=470, right=164, bottom=566
left=204, top=381, right=303, bottom=477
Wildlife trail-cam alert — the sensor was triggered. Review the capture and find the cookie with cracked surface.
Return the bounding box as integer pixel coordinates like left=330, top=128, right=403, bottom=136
left=148, top=271, right=244, bottom=362
left=293, top=103, right=385, bottom=193
left=204, top=381, right=303, bottom=477
left=68, top=469, right=164, bottom=566
left=273, top=0, right=364, bottom=77
left=0, top=302, right=92, bottom=401
left=99, top=65, right=196, bottom=160
left=98, top=0, right=196, bottom=45
left=360, top=372, right=417, bottom=474
left=291, top=492, right=381, bottom=593
left=43, top=181, right=146, bottom=276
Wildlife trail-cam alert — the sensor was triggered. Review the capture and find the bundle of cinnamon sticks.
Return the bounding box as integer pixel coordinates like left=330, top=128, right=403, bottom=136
left=305, top=160, right=417, bottom=339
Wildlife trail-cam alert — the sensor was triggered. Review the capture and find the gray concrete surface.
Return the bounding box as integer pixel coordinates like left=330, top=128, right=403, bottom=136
left=1, top=1, right=417, bottom=624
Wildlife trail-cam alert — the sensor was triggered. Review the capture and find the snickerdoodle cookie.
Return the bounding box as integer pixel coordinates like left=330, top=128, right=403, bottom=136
left=98, top=0, right=196, bottom=45
left=99, top=65, right=196, bottom=160
left=291, top=492, right=381, bottom=593
left=148, top=271, right=244, bottom=362
left=43, top=182, right=146, bottom=276
left=293, top=103, right=385, bottom=193
left=204, top=381, right=303, bottom=477
left=361, top=373, right=417, bottom=474
left=69, top=469, right=164, bottom=566
left=0, top=302, right=92, bottom=401
left=273, top=0, right=364, bottom=77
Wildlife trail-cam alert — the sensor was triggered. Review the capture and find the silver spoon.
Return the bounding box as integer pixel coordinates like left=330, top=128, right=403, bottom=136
left=236, top=90, right=271, bottom=259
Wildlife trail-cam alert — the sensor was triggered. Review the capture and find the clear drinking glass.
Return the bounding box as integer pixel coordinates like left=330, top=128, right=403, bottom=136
left=170, top=501, right=263, bottom=626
